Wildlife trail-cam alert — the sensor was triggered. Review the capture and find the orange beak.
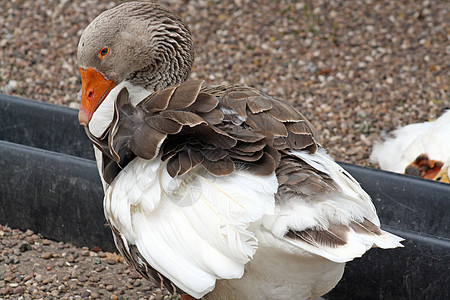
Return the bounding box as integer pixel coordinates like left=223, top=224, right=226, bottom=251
left=79, top=67, right=117, bottom=125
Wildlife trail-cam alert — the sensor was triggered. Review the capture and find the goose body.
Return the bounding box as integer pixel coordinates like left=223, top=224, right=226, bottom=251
left=77, top=2, right=403, bottom=299
left=371, top=111, right=450, bottom=182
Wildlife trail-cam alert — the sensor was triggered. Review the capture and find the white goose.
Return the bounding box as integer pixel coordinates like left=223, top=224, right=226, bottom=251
left=77, top=2, right=403, bottom=299
left=371, top=110, right=450, bottom=183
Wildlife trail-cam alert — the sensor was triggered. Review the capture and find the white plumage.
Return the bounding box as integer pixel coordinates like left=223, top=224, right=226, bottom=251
left=77, top=3, right=404, bottom=299
left=85, top=48, right=404, bottom=300
left=371, top=110, right=450, bottom=174
left=105, top=156, right=278, bottom=297
left=93, top=88, right=403, bottom=297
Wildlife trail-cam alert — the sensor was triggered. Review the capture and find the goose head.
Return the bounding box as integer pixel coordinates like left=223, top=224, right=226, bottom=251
left=77, top=2, right=194, bottom=125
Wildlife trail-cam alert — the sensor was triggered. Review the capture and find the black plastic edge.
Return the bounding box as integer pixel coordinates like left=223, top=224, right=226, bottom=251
left=0, top=93, right=94, bottom=160
left=341, top=162, right=450, bottom=237
left=0, top=140, right=115, bottom=251
left=327, top=226, right=450, bottom=299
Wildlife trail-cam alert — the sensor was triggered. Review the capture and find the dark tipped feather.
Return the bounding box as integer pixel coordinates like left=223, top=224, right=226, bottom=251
left=198, top=109, right=224, bottom=125
left=187, top=93, right=218, bottom=113
left=177, top=151, right=194, bottom=176
left=350, top=218, right=382, bottom=236
left=144, top=115, right=183, bottom=134
left=201, top=148, right=228, bottom=161
left=166, top=80, right=204, bottom=109
left=188, top=149, right=204, bottom=169
left=246, top=96, right=273, bottom=114
left=286, top=131, right=315, bottom=150
left=267, top=99, right=303, bottom=122
left=242, top=152, right=277, bottom=176
left=140, top=86, right=176, bottom=111
left=233, top=139, right=266, bottom=153
left=202, top=157, right=235, bottom=176
left=226, top=90, right=259, bottom=100
left=246, top=112, right=288, bottom=137
left=85, top=81, right=321, bottom=182
left=230, top=150, right=264, bottom=162
left=160, top=110, right=206, bottom=127
left=167, top=154, right=182, bottom=177
left=130, top=125, right=167, bottom=160
left=222, top=95, right=248, bottom=117
left=225, top=126, right=266, bottom=143
left=286, top=224, right=349, bottom=248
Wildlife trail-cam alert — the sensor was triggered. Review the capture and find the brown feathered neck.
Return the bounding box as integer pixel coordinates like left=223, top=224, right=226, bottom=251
left=84, top=80, right=321, bottom=185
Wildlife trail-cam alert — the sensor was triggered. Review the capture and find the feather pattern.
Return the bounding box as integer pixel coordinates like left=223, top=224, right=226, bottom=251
left=104, top=157, right=278, bottom=298
left=78, top=3, right=403, bottom=298
left=83, top=80, right=403, bottom=298
left=86, top=80, right=321, bottom=184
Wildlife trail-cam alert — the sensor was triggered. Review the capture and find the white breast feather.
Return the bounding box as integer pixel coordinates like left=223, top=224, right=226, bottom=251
left=89, top=82, right=152, bottom=137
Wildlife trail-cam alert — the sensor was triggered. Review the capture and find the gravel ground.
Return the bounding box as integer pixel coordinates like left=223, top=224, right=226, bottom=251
left=0, top=0, right=449, bottom=298
left=0, top=225, right=176, bottom=299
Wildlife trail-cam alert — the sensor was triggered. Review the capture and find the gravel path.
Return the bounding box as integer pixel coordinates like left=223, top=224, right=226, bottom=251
left=0, top=225, right=175, bottom=299
left=1, top=0, right=448, bottom=298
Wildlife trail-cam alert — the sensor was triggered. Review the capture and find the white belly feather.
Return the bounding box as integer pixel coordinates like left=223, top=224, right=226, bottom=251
left=101, top=149, right=402, bottom=299
left=104, top=156, right=278, bottom=298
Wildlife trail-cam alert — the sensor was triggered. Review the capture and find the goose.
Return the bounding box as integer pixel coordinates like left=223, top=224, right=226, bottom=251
left=77, top=2, right=403, bottom=299
left=371, top=110, right=450, bottom=183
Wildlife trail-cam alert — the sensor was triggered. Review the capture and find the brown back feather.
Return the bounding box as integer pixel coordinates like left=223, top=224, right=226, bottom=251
left=83, top=81, right=371, bottom=289
left=84, top=80, right=321, bottom=184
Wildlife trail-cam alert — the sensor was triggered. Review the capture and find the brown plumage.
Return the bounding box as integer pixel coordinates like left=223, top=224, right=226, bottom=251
left=77, top=3, right=403, bottom=298
left=85, top=80, right=320, bottom=185
left=84, top=79, right=389, bottom=260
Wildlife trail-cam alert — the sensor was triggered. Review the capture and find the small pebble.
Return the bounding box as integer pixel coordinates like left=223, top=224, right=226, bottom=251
left=1, top=286, right=13, bottom=295
left=23, top=273, right=33, bottom=282
left=80, top=290, right=91, bottom=298
left=42, top=277, right=53, bottom=284
left=42, top=252, right=53, bottom=259
left=133, top=280, right=142, bottom=287
left=130, top=271, right=141, bottom=279
left=58, top=285, right=68, bottom=293
left=94, top=265, right=106, bottom=272
left=25, top=237, right=35, bottom=245
left=4, top=80, right=18, bottom=93
left=106, top=285, right=114, bottom=292
left=13, top=286, right=25, bottom=294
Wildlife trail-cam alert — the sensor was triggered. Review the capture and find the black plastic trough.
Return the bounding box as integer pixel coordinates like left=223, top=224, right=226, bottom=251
left=1, top=93, right=449, bottom=299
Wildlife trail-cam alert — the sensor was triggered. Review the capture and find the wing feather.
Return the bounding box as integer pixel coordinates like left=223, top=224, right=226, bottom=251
left=84, top=80, right=403, bottom=298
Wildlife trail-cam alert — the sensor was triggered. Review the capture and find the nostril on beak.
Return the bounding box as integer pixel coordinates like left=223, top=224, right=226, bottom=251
left=88, top=90, right=94, bottom=100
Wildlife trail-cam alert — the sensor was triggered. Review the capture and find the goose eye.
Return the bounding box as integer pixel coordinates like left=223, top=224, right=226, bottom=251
left=99, top=47, right=109, bottom=58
